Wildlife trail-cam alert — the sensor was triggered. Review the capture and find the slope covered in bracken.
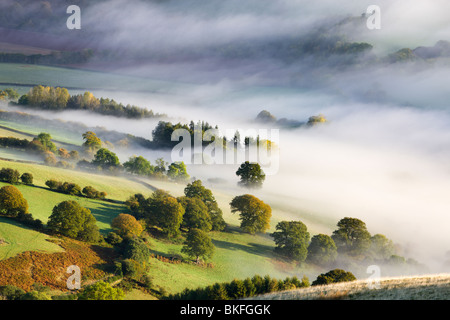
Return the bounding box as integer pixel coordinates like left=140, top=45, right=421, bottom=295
left=0, top=237, right=117, bottom=292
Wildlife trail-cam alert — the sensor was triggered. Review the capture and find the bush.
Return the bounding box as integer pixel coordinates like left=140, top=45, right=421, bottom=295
left=312, top=269, right=357, bottom=286
left=45, top=179, right=62, bottom=190
left=20, top=172, right=33, bottom=185
left=0, top=168, right=20, bottom=184
left=122, top=237, right=150, bottom=263
left=0, top=285, right=26, bottom=300
left=20, top=291, right=52, bottom=300
left=78, top=281, right=124, bottom=300
left=82, top=186, right=107, bottom=199
left=106, top=232, right=123, bottom=246
left=120, top=259, right=146, bottom=280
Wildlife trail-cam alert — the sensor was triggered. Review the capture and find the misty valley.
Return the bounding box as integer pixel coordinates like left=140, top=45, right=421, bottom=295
left=0, top=0, right=449, bottom=304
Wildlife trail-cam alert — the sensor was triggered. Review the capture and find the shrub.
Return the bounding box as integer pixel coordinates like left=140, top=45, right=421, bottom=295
left=20, top=172, right=33, bottom=185
left=45, top=179, right=62, bottom=190
left=20, top=291, right=52, bottom=300
left=312, top=269, right=357, bottom=286
left=82, top=186, right=106, bottom=199
left=0, top=167, right=20, bottom=184
left=121, top=238, right=150, bottom=263
left=0, top=285, right=26, bottom=300
left=78, top=281, right=124, bottom=300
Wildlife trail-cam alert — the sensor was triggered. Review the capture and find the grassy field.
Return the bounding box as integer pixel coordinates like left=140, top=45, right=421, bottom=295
left=0, top=217, right=64, bottom=260
left=250, top=274, right=450, bottom=300
left=146, top=227, right=312, bottom=295
left=0, top=158, right=320, bottom=295
left=0, top=118, right=83, bottom=146
left=0, top=159, right=159, bottom=201
left=0, top=182, right=126, bottom=234
left=0, top=63, right=191, bottom=94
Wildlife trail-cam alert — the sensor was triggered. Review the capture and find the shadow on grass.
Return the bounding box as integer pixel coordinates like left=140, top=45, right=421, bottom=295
left=84, top=202, right=127, bottom=234
left=211, top=238, right=275, bottom=259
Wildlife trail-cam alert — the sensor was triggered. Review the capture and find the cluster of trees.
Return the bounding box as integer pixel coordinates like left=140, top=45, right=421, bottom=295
left=123, top=155, right=189, bottom=181
left=0, top=131, right=80, bottom=169
left=167, top=274, right=310, bottom=300
left=105, top=214, right=165, bottom=297
left=127, top=180, right=226, bottom=237
left=270, top=217, right=409, bottom=268
left=17, top=86, right=162, bottom=119
left=45, top=179, right=106, bottom=199
left=0, top=167, right=33, bottom=185
left=0, top=88, right=19, bottom=101
left=123, top=180, right=229, bottom=266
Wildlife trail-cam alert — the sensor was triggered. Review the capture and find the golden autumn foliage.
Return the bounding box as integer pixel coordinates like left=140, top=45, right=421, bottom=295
left=111, top=213, right=144, bottom=238
left=0, top=238, right=118, bottom=292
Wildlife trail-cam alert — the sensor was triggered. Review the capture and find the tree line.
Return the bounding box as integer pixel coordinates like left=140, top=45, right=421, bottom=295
left=16, top=86, right=165, bottom=119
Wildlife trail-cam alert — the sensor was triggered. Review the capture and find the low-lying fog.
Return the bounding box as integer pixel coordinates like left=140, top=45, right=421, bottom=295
left=3, top=0, right=450, bottom=274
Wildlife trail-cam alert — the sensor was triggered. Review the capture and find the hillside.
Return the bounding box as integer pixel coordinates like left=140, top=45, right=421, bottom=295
left=250, top=274, right=450, bottom=300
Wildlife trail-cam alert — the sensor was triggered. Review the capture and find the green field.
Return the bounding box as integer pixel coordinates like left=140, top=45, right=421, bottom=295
left=0, top=217, right=64, bottom=260
left=0, top=159, right=161, bottom=201
left=0, top=63, right=191, bottom=94
left=146, top=228, right=314, bottom=295
left=0, top=119, right=83, bottom=147
left=0, top=158, right=322, bottom=295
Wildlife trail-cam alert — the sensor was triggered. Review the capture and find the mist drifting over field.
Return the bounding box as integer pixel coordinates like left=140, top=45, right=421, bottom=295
left=4, top=0, right=450, bottom=274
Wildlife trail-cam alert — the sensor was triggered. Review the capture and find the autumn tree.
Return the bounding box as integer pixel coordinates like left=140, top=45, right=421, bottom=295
left=230, top=194, right=271, bottom=234
left=32, top=133, right=56, bottom=153
left=111, top=213, right=144, bottom=238
left=0, top=185, right=28, bottom=217
left=82, top=131, right=102, bottom=152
